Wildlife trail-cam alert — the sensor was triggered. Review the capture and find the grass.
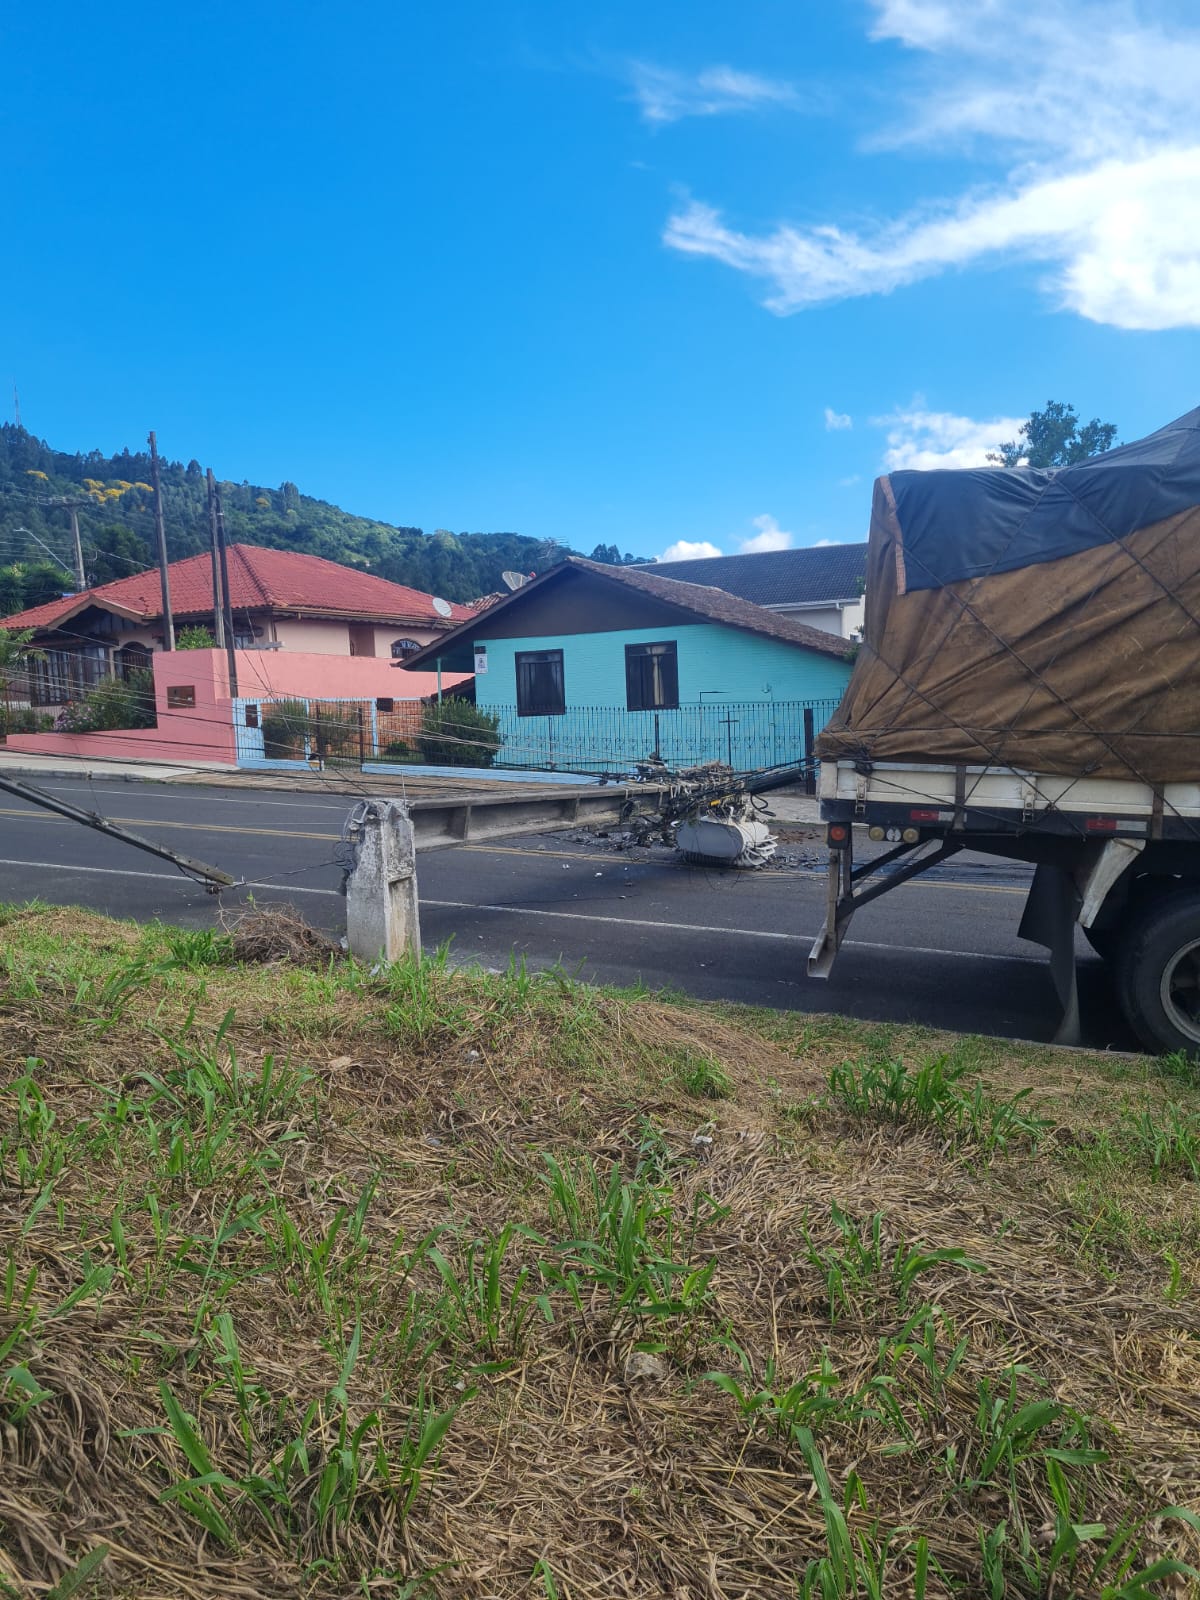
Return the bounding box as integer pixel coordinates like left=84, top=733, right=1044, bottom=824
left=1, top=900, right=1199, bottom=1599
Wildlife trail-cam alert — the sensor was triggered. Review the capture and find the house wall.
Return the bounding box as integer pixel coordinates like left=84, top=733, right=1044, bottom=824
left=769, top=599, right=865, bottom=638
left=5, top=650, right=469, bottom=768
left=470, top=622, right=851, bottom=771
left=264, top=618, right=445, bottom=659
left=232, top=649, right=466, bottom=701
left=467, top=569, right=702, bottom=643
left=473, top=622, right=850, bottom=710
left=5, top=649, right=239, bottom=765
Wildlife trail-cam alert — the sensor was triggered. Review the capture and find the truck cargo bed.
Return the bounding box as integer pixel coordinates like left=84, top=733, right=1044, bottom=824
left=819, top=760, right=1200, bottom=840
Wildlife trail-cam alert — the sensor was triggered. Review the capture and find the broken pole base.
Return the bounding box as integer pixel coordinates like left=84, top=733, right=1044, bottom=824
left=344, top=801, right=421, bottom=964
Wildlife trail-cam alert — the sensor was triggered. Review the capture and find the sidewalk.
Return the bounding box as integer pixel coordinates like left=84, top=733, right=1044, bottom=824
left=758, top=787, right=822, bottom=825
left=0, top=751, right=229, bottom=783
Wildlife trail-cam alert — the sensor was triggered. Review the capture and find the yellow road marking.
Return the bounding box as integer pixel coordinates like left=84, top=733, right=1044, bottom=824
left=0, top=808, right=338, bottom=843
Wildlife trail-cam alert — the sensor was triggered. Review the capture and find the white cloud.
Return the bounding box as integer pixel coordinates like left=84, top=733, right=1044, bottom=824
left=658, top=539, right=723, bottom=562
left=662, top=1, right=1200, bottom=330
left=824, top=406, right=853, bottom=431
left=740, top=513, right=794, bottom=554
left=631, top=62, right=798, bottom=124
left=867, top=0, right=1200, bottom=162
left=838, top=475, right=861, bottom=487
left=874, top=406, right=1028, bottom=470
left=811, top=538, right=843, bottom=547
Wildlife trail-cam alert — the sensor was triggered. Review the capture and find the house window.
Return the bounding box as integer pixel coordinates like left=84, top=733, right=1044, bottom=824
left=625, top=641, right=678, bottom=711
left=390, top=638, right=421, bottom=660
left=349, top=624, right=376, bottom=658
left=516, top=649, right=565, bottom=717
left=245, top=703, right=260, bottom=728
left=166, top=685, right=196, bottom=708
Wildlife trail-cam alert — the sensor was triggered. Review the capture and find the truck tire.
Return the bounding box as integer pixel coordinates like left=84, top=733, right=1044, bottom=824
left=1116, top=888, right=1200, bottom=1056
left=1083, top=926, right=1116, bottom=963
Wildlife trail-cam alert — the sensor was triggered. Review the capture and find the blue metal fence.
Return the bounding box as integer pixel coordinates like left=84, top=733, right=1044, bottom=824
left=487, top=699, right=841, bottom=773
left=231, top=693, right=842, bottom=775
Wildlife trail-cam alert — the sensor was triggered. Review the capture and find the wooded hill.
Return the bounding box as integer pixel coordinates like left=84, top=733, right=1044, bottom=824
left=0, top=424, right=644, bottom=616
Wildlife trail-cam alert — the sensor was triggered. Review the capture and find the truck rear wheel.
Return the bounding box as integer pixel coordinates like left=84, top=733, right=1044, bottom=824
left=1116, top=889, right=1200, bottom=1056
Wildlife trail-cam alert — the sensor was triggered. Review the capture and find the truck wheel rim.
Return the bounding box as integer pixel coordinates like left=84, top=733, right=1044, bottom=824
left=1160, top=940, right=1200, bottom=1043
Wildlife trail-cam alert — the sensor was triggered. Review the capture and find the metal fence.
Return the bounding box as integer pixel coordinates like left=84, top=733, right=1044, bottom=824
left=486, top=699, right=842, bottom=774
left=232, top=693, right=843, bottom=777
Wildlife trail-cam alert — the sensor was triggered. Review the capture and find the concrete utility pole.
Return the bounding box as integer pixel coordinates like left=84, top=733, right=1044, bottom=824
left=69, top=507, right=85, bottom=591
left=148, top=431, right=175, bottom=650
left=205, top=469, right=226, bottom=649
left=344, top=801, right=421, bottom=963
left=210, top=474, right=239, bottom=697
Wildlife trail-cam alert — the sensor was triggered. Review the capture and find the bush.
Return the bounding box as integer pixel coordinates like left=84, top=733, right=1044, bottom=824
left=417, top=698, right=501, bottom=767
left=310, top=706, right=361, bottom=760
left=57, top=669, right=156, bottom=733
left=381, top=739, right=420, bottom=762
left=260, top=700, right=363, bottom=761
left=0, top=706, right=54, bottom=737
left=261, top=698, right=310, bottom=758
left=176, top=625, right=216, bottom=650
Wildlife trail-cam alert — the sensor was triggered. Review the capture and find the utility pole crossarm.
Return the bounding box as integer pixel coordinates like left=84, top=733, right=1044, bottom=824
left=0, top=774, right=237, bottom=889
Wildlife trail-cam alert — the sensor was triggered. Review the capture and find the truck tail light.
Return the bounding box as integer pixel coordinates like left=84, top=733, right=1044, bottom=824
left=909, top=808, right=939, bottom=822
left=827, top=823, right=849, bottom=846
left=1085, top=817, right=1118, bottom=833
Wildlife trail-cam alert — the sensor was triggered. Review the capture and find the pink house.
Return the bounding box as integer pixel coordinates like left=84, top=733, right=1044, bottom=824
left=2, top=648, right=468, bottom=768
left=2, top=543, right=474, bottom=708
left=1, top=545, right=473, bottom=767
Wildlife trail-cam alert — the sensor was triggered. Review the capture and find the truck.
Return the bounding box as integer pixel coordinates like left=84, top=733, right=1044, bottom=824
left=807, top=405, right=1200, bottom=1056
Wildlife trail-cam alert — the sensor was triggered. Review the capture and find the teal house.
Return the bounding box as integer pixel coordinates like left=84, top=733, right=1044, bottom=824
left=399, top=557, right=854, bottom=774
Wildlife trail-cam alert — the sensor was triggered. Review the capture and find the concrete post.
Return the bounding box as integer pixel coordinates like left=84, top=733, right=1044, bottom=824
left=344, top=801, right=421, bottom=964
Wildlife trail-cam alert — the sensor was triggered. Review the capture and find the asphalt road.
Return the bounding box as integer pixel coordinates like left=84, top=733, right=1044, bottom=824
left=0, top=774, right=1135, bottom=1050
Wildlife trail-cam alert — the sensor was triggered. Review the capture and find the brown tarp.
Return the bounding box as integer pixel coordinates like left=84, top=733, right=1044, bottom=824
left=817, top=477, right=1200, bottom=784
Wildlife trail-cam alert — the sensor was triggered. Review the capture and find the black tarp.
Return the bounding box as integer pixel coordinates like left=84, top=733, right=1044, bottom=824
left=893, top=406, right=1200, bottom=593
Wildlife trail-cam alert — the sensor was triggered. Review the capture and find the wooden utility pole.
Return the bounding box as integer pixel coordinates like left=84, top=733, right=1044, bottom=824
left=69, top=507, right=85, bottom=591
left=148, top=431, right=175, bottom=650
left=205, top=469, right=226, bottom=649
left=211, top=475, right=239, bottom=697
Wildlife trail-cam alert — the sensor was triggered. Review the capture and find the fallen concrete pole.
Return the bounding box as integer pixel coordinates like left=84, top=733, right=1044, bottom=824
left=405, top=783, right=660, bottom=850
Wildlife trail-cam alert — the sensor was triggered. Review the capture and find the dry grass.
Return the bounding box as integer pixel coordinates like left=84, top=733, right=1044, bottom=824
left=219, top=905, right=344, bottom=968
left=1, top=903, right=1198, bottom=1599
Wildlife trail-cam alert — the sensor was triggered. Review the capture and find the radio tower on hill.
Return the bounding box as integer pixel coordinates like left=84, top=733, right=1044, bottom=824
left=12, top=384, right=21, bottom=428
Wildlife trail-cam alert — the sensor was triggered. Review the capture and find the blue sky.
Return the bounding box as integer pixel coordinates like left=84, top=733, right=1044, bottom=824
left=5, top=0, right=1199, bottom=560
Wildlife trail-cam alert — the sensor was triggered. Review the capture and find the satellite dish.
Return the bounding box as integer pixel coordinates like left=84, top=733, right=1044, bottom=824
left=432, top=596, right=453, bottom=618
left=501, top=570, right=529, bottom=591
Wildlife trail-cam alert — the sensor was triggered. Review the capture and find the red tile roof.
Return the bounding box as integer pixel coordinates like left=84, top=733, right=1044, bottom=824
left=1, top=545, right=475, bottom=631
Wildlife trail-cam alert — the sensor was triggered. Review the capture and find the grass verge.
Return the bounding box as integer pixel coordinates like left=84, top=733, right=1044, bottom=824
left=1, top=901, right=1198, bottom=1599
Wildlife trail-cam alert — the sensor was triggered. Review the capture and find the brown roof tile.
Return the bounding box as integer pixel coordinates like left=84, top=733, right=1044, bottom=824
left=2, top=545, right=475, bottom=632
left=400, top=556, right=856, bottom=670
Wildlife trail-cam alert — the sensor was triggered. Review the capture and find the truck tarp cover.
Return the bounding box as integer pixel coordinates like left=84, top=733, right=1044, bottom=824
left=817, top=406, right=1200, bottom=784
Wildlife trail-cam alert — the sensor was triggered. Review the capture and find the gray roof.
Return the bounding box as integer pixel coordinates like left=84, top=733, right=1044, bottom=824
left=654, top=544, right=868, bottom=607
left=399, top=556, right=855, bottom=673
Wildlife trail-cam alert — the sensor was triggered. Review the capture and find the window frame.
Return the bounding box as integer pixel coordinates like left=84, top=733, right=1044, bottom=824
left=624, top=640, right=679, bottom=712
left=515, top=648, right=566, bottom=717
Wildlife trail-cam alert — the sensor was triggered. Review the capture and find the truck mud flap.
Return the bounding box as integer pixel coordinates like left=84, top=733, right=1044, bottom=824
left=1018, top=863, right=1081, bottom=1046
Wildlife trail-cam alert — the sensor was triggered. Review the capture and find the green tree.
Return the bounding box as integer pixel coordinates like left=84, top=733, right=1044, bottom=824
left=0, top=626, right=43, bottom=734
left=989, top=401, right=1118, bottom=469
left=588, top=542, right=646, bottom=566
